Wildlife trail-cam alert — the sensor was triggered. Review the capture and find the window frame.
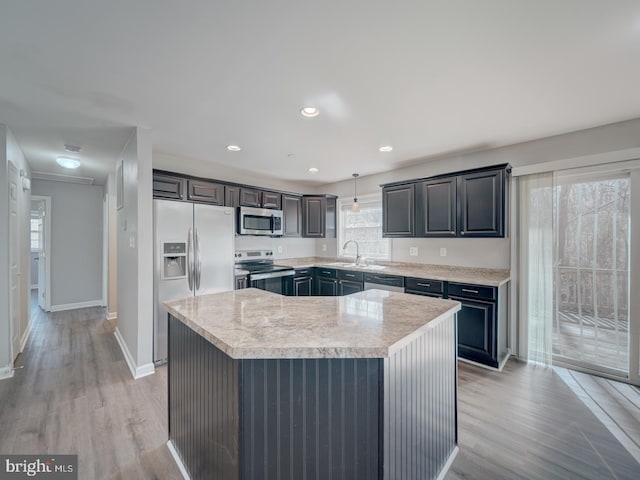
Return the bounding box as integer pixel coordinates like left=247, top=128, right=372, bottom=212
left=337, top=192, right=391, bottom=262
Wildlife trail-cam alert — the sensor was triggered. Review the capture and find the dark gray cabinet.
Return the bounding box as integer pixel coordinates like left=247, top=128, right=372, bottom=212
left=262, top=191, right=282, bottom=209
left=153, top=173, right=186, bottom=200
left=404, top=277, right=444, bottom=298
left=235, top=275, right=248, bottom=290
left=282, top=195, right=302, bottom=237
left=458, top=169, right=504, bottom=237
left=382, top=184, right=415, bottom=237
left=293, top=268, right=313, bottom=296
left=224, top=185, right=240, bottom=207
left=381, top=164, right=509, bottom=239
left=187, top=179, right=224, bottom=204
left=303, top=196, right=337, bottom=238
left=415, top=177, right=457, bottom=237
left=314, top=268, right=338, bottom=296
left=239, top=188, right=262, bottom=208
left=338, top=269, right=364, bottom=296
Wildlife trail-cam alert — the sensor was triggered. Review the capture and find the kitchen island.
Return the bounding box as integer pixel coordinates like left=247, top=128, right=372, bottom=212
left=164, top=288, right=461, bottom=480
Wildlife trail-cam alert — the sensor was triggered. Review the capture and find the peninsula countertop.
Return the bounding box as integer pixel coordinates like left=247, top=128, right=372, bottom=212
left=164, top=288, right=460, bottom=360
left=276, top=256, right=511, bottom=287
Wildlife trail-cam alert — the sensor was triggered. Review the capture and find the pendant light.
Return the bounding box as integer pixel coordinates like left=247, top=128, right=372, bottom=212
left=351, top=173, right=360, bottom=212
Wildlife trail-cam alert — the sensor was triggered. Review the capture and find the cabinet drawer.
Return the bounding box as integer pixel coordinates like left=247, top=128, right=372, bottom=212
left=448, top=282, right=495, bottom=301
left=338, top=270, right=364, bottom=282
left=315, top=268, right=337, bottom=279
left=404, top=277, right=443, bottom=295
left=294, top=268, right=313, bottom=278
left=363, top=273, right=404, bottom=288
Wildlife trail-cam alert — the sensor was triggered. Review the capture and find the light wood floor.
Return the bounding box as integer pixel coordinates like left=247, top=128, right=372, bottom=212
left=1, top=296, right=639, bottom=479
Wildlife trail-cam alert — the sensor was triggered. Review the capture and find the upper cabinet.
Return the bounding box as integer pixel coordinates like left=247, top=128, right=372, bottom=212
left=458, top=169, right=504, bottom=237
left=381, top=164, right=510, bottom=239
left=382, top=184, right=415, bottom=237
left=415, top=177, right=457, bottom=237
left=153, top=173, right=186, bottom=200
left=302, top=195, right=336, bottom=238
left=282, top=194, right=302, bottom=237
left=239, top=188, right=282, bottom=209
left=187, top=179, right=224, bottom=205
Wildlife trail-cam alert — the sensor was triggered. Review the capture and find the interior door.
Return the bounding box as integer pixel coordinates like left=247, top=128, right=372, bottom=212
left=9, top=162, right=20, bottom=362
left=36, top=199, right=48, bottom=311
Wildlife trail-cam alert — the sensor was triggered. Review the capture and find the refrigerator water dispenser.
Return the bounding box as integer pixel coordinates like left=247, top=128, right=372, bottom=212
left=162, top=242, right=187, bottom=279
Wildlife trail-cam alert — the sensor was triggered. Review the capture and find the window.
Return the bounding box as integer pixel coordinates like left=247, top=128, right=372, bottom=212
left=338, top=194, right=390, bottom=261
left=30, top=215, right=41, bottom=252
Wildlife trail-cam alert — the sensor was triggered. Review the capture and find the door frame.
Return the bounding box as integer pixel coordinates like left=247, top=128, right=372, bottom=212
left=32, top=195, right=51, bottom=312
left=8, top=162, right=20, bottom=363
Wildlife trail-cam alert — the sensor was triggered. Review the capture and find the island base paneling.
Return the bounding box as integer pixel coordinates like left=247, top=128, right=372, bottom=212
left=168, top=313, right=457, bottom=480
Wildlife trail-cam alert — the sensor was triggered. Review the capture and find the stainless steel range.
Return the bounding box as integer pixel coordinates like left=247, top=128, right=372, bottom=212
left=234, top=250, right=294, bottom=295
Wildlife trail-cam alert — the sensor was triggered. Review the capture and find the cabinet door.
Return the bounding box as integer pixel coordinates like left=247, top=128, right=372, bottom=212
left=317, top=277, right=338, bottom=296
left=235, top=276, right=248, bottom=290
left=187, top=180, right=224, bottom=204
left=458, top=169, right=504, bottom=237
left=449, top=296, right=497, bottom=367
left=416, top=177, right=457, bottom=237
left=325, top=197, right=336, bottom=239
left=294, top=277, right=312, bottom=296
left=239, top=188, right=262, bottom=208
left=153, top=173, right=185, bottom=200
left=339, top=280, right=363, bottom=296
left=282, top=195, right=302, bottom=237
left=225, top=186, right=240, bottom=207
left=303, top=197, right=325, bottom=238
left=383, top=184, right=415, bottom=237
left=262, top=191, right=282, bottom=209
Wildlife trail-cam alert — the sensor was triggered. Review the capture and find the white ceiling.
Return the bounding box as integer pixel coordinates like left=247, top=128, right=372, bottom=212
left=1, top=0, right=639, bottom=186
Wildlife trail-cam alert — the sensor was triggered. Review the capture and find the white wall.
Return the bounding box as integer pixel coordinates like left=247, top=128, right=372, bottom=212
left=116, top=127, right=154, bottom=378
left=30, top=179, right=104, bottom=309
left=235, top=236, right=316, bottom=259
left=316, top=118, right=640, bottom=269
left=0, top=125, right=32, bottom=376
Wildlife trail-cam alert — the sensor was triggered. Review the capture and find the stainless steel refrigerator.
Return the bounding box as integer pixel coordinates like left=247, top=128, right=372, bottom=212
left=153, top=199, right=235, bottom=364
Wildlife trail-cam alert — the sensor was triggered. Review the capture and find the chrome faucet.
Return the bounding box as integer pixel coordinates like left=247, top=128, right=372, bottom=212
left=342, top=240, right=361, bottom=265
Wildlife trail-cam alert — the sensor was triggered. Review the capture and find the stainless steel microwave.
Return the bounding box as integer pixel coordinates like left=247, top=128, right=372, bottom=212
left=237, top=206, right=284, bottom=236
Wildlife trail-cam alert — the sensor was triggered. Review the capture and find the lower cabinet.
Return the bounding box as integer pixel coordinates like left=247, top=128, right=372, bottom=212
left=339, top=279, right=364, bottom=296
left=449, top=296, right=496, bottom=366
left=317, top=277, right=338, bottom=296
left=294, top=276, right=313, bottom=296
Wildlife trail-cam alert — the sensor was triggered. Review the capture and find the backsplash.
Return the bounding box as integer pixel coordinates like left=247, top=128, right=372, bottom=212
left=234, top=236, right=317, bottom=259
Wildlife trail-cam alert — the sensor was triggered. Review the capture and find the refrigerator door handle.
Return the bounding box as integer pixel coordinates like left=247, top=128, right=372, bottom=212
left=195, top=228, right=202, bottom=290
left=187, top=227, right=194, bottom=291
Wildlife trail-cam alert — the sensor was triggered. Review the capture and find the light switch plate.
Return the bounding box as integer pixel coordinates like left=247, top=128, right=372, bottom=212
left=277, top=245, right=283, bottom=254
left=440, top=247, right=447, bottom=257
left=322, top=243, right=327, bottom=252
left=409, top=247, right=418, bottom=256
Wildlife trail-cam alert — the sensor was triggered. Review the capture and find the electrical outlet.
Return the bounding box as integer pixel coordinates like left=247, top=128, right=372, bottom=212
left=129, top=235, right=136, bottom=248
left=440, top=247, right=447, bottom=257
left=409, top=247, right=418, bottom=256
left=322, top=243, right=327, bottom=252
left=277, top=245, right=283, bottom=254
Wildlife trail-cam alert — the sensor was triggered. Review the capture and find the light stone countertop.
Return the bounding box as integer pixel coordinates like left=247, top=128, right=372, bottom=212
left=276, top=257, right=510, bottom=287
left=164, top=288, right=460, bottom=359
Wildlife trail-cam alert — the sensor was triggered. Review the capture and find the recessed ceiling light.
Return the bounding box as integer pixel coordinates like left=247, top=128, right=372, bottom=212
left=56, top=156, right=81, bottom=169
left=308, top=167, right=319, bottom=173
left=300, top=106, right=320, bottom=118
left=379, top=145, right=393, bottom=152
left=226, top=145, right=242, bottom=152
left=63, top=144, right=81, bottom=153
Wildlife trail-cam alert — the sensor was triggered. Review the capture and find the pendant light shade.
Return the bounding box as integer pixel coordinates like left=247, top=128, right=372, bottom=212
left=351, top=173, right=360, bottom=212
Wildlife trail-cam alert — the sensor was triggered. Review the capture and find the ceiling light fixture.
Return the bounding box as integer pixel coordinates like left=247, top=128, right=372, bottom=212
left=64, top=144, right=81, bottom=153
left=308, top=167, right=319, bottom=173
left=300, top=106, right=320, bottom=118
left=226, top=144, right=242, bottom=152
left=56, top=156, right=81, bottom=169
left=379, top=145, right=393, bottom=152
left=351, top=173, right=360, bottom=212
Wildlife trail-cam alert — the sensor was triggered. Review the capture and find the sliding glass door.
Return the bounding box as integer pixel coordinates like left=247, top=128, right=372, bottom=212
left=552, top=173, right=631, bottom=377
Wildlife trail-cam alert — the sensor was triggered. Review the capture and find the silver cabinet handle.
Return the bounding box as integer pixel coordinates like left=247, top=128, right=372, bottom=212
left=417, top=282, right=430, bottom=287
left=187, top=227, right=194, bottom=291
left=322, top=271, right=330, bottom=274
left=346, top=274, right=355, bottom=278
left=462, top=288, right=479, bottom=294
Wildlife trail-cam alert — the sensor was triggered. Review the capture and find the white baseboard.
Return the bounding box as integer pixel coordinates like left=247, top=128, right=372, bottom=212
left=167, top=440, right=191, bottom=480
left=436, top=445, right=459, bottom=480
left=107, top=311, right=117, bottom=320
left=50, top=299, right=104, bottom=312
left=113, top=327, right=155, bottom=380
left=19, top=321, right=32, bottom=352
left=0, top=365, right=15, bottom=381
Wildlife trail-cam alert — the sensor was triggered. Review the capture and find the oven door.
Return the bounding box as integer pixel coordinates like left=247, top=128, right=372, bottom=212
left=250, top=271, right=294, bottom=295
